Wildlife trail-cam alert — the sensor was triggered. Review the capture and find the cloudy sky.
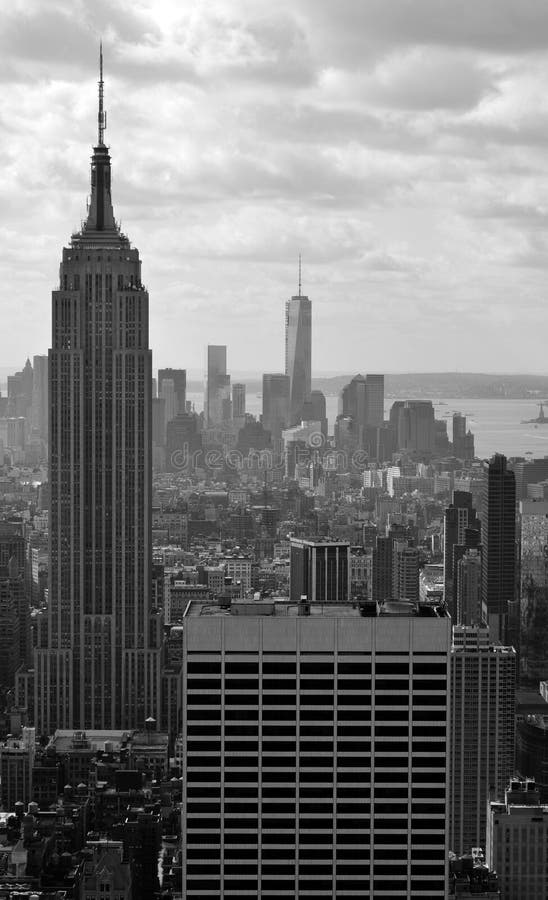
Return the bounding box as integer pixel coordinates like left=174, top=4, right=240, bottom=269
left=2, top=0, right=548, bottom=375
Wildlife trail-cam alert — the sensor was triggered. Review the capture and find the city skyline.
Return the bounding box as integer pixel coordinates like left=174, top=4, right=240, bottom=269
left=3, top=1, right=548, bottom=373
left=0, top=6, right=547, bottom=898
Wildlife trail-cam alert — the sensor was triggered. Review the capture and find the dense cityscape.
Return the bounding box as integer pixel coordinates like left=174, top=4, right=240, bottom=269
left=1, top=30, right=548, bottom=900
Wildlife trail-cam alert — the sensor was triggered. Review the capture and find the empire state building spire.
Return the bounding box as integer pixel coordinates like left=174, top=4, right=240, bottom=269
left=82, top=44, right=117, bottom=236
left=98, top=40, right=106, bottom=146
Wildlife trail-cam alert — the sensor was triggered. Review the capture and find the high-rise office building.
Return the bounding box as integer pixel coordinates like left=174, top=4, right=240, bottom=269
left=365, top=374, right=384, bottom=427
left=181, top=596, right=451, bottom=900
left=0, top=575, right=21, bottom=687
left=450, top=625, right=516, bottom=856
left=8, top=358, right=33, bottom=418
left=372, top=535, right=394, bottom=604
left=166, top=413, right=202, bottom=474
left=390, top=401, right=436, bottom=455
left=205, top=345, right=230, bottom=426
left=32, top=53, right=162, bottom=734
left=285, top=277, right=311, bottom=426
left=31, top=355, right=48, bottom=441
left=452, top=413, right=466, bottom=458
left=517, top=716, right=548, bottom=802
left=262, top=373, right=290, bottom=443
left=452, top=413, right=474, bottom=461
left=310, top=389, right=328, bottom=439
left=393, top=543, right=419, bottom=602
left=158, top=368, right=186, bottom=417
left=151, top=396, right=166, bottom=447
left=487, top=779, right=548, bottom=900
left=160, top=377, right=176, bottom=423
left=456, top=549, right=483, bottom=625
left=443, top=491, right=480, bottom=618
left=481, top=454, right=516, bottom=642
left=339, top=375, right=367, bottom=440
left=0, top=727, right=35, bottom=810
left=289, top=537, right=350, bottom=604
left=519, top=498, right=548, bottom=686
left=231, top=382, right=246, bottom=429
left=511, top=457, right=548, bottom=499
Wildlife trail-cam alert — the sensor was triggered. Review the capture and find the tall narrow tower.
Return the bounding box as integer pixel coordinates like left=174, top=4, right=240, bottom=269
left=481, top=453, right=516, bottom=643
left=33, top=49, right=162, bottom=733
left=285, top=258, right=311, bottom=426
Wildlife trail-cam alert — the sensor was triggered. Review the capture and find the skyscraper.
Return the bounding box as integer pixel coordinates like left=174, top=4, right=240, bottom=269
left=289, top=537, right=350, bottom=604
left=481, top=454, right=516, bottom=642
left=160, top=377, right=176, bottom=423
left=395, top=401, right=436, bottom=455
left=452, top=413, right=466, bottom=458
left=392, top=542, right=419, bottom=602
left=456, top=549, right=483, bottom=625
left=285, top=267, right=311, bottom=426
left=450, top=625, right=516, bottom=856
left=158, top=368, right=186, bottom=418
left=372, top=535, right=394, bottom=604
left=365, top=374, right=384, bottom=427
left=31, top=355, right=48, bottom=441
left=32, top=50, right=162, bottom=733
left=262, top=373, right=290, bottom=443
left=205, top=345, right=230, bottom=426
left=181, top=596, right=451, bottom=899
left=231, top=382, right=246, bottom=429
left=443, top=490, right=480, bottom=618
left=309, top=388, right=328, bottom=439
left=519, top=498, right=548, bottom=686
left=487, top=779, right=548, bottom=900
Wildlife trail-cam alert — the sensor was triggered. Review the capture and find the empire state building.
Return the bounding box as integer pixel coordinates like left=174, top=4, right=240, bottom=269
left=32, top=52, right=162, bottom=733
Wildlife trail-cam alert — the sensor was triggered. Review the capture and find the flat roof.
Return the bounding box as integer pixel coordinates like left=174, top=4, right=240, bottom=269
left=185, top=598, right=449, bottom=620
left=50, top=730, right=131, bottom=752
left=289, top=538, right=350, bottom=547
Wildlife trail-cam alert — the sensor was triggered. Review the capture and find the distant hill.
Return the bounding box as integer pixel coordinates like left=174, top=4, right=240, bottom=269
left=187, top=373, right=548, bottom=400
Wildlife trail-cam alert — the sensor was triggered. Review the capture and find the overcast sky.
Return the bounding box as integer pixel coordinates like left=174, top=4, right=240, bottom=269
left=2, top=0, right=548, bottom=375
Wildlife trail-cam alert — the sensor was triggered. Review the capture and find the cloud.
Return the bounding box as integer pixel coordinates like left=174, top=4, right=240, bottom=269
left=0, top=0, right=548, bottom=374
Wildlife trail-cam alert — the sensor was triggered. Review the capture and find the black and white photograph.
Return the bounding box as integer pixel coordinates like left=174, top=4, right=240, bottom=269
left=0, top=1, right=547, bottom=897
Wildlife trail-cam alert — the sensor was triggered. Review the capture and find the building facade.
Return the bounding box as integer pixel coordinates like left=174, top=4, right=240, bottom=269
left=365, top=374, right=384, bottom=428
left=289, top=538, right=350, bottom=604
left=262, top=374, right=290, bottom=444
left=205, top=345, right=230, bottom=426
left=181, top=597, right=451, bottom=899
left=32, top=58, right=162, bottom=733
left=481, top=454, right=516, bottom=642
left=450, top=625, right=516, bottom=856
left=285, top=291, right=311, bottom=427
left=158, top=367, right=186, bottom=418
left=487, top=779, right=548, bottom=900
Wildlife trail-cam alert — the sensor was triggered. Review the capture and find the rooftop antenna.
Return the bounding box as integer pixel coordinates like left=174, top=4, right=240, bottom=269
left=98, top=41, right=107, bottom=145
left=298, top=254, right=302, bottom=297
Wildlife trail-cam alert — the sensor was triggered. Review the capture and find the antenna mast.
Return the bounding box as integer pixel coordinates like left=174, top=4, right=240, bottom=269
left=298, top=254, right=302, bottom=297
left=98, top=41, right=107, bottom=145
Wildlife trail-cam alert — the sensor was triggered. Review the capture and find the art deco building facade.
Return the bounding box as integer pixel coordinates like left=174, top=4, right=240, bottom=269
left=32, top=58, right=162, bottom=733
